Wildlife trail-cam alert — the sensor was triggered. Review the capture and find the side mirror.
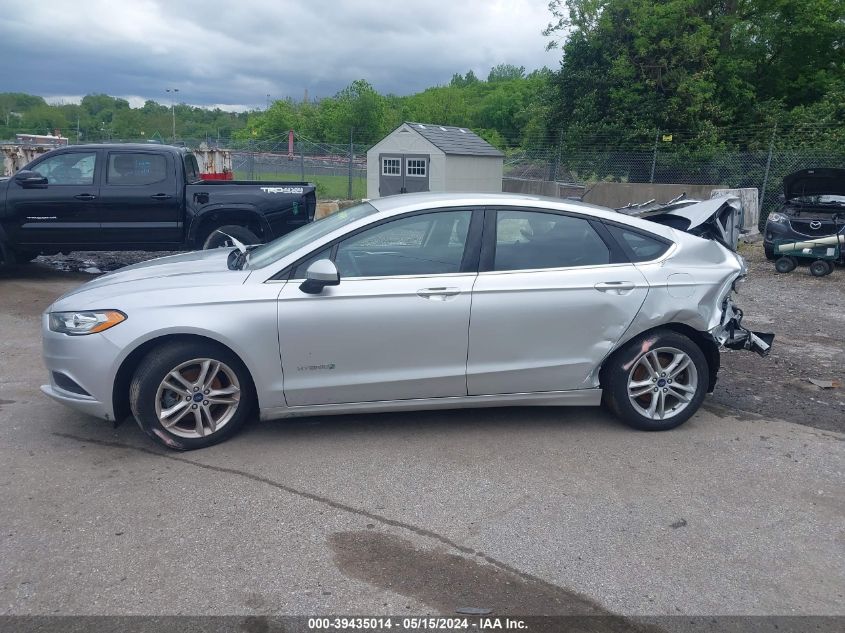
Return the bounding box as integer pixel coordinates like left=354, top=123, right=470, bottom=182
left=299, top=259, right=340, bottom=294
left=14, top=170, right=48, bottom=188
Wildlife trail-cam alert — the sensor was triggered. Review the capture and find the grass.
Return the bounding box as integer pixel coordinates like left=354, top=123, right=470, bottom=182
left=233, top=171, right=366, bottom=200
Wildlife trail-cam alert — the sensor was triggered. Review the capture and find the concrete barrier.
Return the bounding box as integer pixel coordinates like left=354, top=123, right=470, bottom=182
left=711, top=188, right=759, bottom=235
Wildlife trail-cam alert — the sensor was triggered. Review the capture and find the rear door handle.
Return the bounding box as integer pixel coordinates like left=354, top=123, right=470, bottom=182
left=594, top=281, right=636, bottom=294
left=150, top=193, right=173, bottom=200
left=73, top=193, right=97, bottom=201
left=417, top=287, right=461, bottom=301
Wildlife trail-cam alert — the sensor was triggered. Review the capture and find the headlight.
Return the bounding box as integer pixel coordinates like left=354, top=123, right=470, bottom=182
left=49, top=310, right=126, bottom=335
left=768, top=212, right=787, bottom=223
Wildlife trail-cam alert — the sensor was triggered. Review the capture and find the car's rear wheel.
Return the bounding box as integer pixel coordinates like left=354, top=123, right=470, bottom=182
left=129, top=340, right=255, bottom=450
left=603, top=330, right=708, bottom=431
left=202, top=224, right=260, bottom=250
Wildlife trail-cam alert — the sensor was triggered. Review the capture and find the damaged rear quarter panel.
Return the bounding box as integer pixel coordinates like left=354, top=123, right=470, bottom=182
left=610, top=232, right=742, bottom=352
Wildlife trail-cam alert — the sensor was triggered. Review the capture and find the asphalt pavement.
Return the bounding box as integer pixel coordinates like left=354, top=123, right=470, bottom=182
left=0, top=271, right=843, bottom=619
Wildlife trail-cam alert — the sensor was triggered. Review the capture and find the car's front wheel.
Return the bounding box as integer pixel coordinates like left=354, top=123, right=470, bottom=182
left=603, top=330, right=708, bottom=431
left=130, top=340, right=255, bottom=450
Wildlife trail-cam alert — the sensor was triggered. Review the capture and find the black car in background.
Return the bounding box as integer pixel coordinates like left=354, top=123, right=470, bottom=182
left=764, top=168, right=845, bottom=260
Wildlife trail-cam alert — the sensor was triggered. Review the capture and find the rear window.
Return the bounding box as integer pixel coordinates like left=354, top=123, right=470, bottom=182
left=605, top=224, right=671, bottom=262
left=184, top=154, right=201, bottom=182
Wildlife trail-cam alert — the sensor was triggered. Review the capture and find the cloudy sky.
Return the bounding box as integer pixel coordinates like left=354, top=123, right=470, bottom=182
left=0, top=0, right=559, bottom=111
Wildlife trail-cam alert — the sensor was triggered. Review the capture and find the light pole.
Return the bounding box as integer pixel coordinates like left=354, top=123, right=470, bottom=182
left=166, top=88, right=179, bottom=141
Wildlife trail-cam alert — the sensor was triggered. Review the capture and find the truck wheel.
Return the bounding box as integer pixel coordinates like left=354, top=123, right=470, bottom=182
left=202, top=225, right=260, bottom=250
left=14, top=250, right=40, bottom=263
left=774, top=256, right=796, bottom=273
left=809, top=260, right=831, bottom=277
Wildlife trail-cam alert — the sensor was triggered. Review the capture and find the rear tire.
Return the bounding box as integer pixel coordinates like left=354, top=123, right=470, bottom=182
left=763, top=244, right=776, bottom=261
left=775, top=256, right=797, bottom=273
left=809, top=260, right=831, bottom=277
left=602, top=330, right=708, bottom=431
left=202, top=224, right=260, bottom=250
left=14, top=250, right=40, bottom=263
left=129, top=340, right=255, bottom=450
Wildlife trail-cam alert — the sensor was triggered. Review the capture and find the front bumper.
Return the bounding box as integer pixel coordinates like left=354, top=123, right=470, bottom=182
left=40, top=384, right=111, bottom=419
left=41, top=313, right=121, bottom=421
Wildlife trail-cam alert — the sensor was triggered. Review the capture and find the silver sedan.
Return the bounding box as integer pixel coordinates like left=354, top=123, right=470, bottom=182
left=41, top=193, right=772, bottom=449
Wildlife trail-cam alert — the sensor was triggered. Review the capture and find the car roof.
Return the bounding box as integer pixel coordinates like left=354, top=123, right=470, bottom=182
left=366, top=192, right=678, bottom=240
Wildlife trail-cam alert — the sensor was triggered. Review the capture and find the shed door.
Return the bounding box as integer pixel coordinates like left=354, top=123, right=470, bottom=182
left=379, top=154, right=430, bottom=196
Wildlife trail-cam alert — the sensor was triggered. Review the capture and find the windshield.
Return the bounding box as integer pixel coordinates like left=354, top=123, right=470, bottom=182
left=247, top=202, right=378, bottom=269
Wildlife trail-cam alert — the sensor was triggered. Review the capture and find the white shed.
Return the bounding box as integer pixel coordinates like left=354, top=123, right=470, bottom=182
left=366, top=122, right=504, bottom=199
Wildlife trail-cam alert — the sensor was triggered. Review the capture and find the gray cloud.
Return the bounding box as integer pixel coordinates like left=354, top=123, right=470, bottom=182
left=0, top=0, right=558, bottom=109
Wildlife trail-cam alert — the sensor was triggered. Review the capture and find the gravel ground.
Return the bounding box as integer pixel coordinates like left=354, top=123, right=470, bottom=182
left=25, top=240, right=845, bottom=433
left=709, top=242, right=845, bottom=433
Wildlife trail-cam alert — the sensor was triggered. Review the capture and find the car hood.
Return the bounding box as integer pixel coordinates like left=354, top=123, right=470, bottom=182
left=784, top=168, right=845, bottom=200
left=52, top=249, right=250, bottom=306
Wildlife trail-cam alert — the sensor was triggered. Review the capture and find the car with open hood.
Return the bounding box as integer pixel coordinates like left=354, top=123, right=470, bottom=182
left=763, top=168, right=845, bottom=260
left=41, top=192, right=772, bottom=450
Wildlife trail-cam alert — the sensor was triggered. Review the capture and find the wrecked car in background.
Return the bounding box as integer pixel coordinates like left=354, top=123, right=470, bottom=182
left=763, top=168, right=845, bottom=263
left=41, top=192, right=772, bottom=450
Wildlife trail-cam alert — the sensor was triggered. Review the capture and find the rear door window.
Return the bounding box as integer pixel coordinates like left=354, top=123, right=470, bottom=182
left=493, top=210, right=611, bottom=271
left=107, top=153, right=168, bottom=185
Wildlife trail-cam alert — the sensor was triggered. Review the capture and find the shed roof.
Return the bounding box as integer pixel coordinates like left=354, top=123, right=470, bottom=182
left=404, top=122, right=504, bottom=157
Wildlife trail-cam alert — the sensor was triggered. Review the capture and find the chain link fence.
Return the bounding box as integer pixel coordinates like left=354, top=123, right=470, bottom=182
left=229, top=137, right=367, bottom=200
left=504, top=140, right=845, bottom=230
left=55, top=131, right=844, bottom=228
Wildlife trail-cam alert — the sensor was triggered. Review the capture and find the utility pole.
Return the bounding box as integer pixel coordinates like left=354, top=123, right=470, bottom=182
left=166, top=87, right=179, bottom=142
left=266, top=94, right=271, bottom=110
left=760, top=122, right=778, bottom=215
left=650, top=130, right=659, bottom=183
left=348, top=127, right=354, bottom=200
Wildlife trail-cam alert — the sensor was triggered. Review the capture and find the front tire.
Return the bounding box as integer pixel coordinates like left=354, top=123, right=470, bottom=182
left=775, top=256, right=797, bottom=273
left=129, top=341, right=255, bottom=450
left=603, top=330, right=708, bottom=431
left=202, top=224, right=260, bottom=250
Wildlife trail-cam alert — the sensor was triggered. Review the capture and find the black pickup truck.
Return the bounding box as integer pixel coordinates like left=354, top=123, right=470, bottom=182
left=0, top=144, right=316, bottom=266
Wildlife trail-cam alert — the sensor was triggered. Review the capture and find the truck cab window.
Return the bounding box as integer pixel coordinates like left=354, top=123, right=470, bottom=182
left=32, top=153, right=96, bottom=185
left=107, top=153, right=167, bottom=186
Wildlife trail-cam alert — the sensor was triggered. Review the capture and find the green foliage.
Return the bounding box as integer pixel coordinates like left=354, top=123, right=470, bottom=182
left=0, top=92, right=249, bottom=142
left=544, top=0, right=845, bottom=149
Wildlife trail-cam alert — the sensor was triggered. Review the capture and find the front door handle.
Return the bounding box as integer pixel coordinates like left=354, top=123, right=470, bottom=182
left=73, top=193, right=97, bottom=201
left=594, top=281, right=636, bottom=294
left=150, top=193, right=173, bottom=200
left=417, top=287, right=461, bottom=301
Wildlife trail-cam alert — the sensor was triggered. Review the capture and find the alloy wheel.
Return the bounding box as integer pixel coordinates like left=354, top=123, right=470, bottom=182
left=627, top=347, right=699, bottom=420
left=154, top=358, right=241, bottom=439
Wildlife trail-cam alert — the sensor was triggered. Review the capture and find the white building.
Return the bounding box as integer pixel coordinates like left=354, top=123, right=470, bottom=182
left=366, top=122, right=504, bottom=199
